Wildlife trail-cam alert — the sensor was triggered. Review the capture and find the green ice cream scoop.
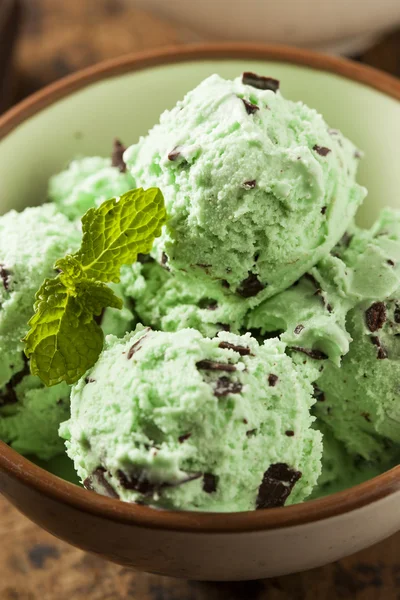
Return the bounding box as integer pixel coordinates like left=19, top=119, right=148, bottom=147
left=0, top=204, right=80, bottom=458
left=60, top=327, right=322, bottom=511
left=125, top=73, right=366, bottom=305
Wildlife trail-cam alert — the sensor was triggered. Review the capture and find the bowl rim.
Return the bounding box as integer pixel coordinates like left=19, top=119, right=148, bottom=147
left=0, top=42, right=400, bottom=534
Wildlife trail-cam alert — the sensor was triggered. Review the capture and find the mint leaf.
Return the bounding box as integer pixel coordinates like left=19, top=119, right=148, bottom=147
left=76, top=187, right=166, bottom=282
left=24, top=187, right=166, bottom=386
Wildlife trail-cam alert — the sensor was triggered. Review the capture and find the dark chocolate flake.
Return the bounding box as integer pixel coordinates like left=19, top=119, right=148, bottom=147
left=203, top=473, right=218, bottom=494
left=236, top=273, right=265, bottom=298
left=214, top=376, right=243, bottom=398
left=196, top=359, right=237, bottom=372
left=313, top=145, right=331, bottom=157
left=111, top=138, right=127, bottom=173
left=240, top=98, right=259, bottom=115
left=242, top=179, right=257, bottom=190
left=168, top=146, right=182, bottom=161
left=118, top=469, right=202, bottom=496
left=361, top=412, right=372, bottom=423
left=290, top=346, right=328, bottom=360
left=242, top=72, right=280, bottom=92
left=365, top=302, right=387, bottom=332
left=0, top=264, right=11, bottom=291
left=387, top=259, right=395, bottom=266
left=256, top=463, right=302, bottom=509
left=294, top=324, right=304, bottom=335
left=161, top=252, right=169, bottom=269
left=246, top=428, right=257, bottom=437
left=84, top=377, right=96, bottom=384
left=370, top=336, right=388, bottom=359
left=84, top=467, right=119, bottom=499
left=218, top=341, right=251, bottom=355
left=127, top=329, right=151, bottom=359
left=285, top=430, right=295, bottom=437
left=268, top=374, right=278, bottom=387
left=321, top=206, right=327, bottom=215
left=178, top=433, right=192, bottom=443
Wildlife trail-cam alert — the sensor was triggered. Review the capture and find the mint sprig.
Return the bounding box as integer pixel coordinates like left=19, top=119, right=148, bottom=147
left=24, top=188, right=166, bottom=386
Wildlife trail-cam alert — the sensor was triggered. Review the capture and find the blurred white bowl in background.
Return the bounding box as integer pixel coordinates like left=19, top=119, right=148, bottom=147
left=133, top=0, right=400, bottom=54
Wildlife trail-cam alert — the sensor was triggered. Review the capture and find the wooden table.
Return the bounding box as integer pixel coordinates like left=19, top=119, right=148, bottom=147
left=1, top=1, right=400, bottom=598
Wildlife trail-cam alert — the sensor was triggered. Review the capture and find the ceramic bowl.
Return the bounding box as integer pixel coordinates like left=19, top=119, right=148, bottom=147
left=0, top=44, right=399, bottom=581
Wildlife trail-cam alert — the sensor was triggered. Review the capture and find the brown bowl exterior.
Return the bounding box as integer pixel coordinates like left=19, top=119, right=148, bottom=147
left=1, top=43, right=400, bottom=580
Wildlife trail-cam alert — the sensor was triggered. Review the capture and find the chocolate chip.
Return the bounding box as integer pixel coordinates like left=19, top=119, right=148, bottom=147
left=203, top=473, right=218, bottom=493
left=387, top=259, right=395, bottom=266
left=240, top=98, right=259, bottom=115
left=361, top=412, right=372, bottom=423
left=321, top=206, right=327, bottom=215
left=127, top=329, right=151, bottom=359
left=117, top=469, right=202, bottom=496
left=243, top=418, right=248, bottom=424
left=365, top=302, right=387, bottom=332
left=0, top=357, right=30, bottom=407
left=218, top=341, right=251, bottom=355
left=246, top=429, right=257, bottom=437
left=312, top=383, right=325, bottom=402
left=326, top=303, right=333, bottom=313
left=198, top=298, right=218, bottom=310
left=370, top=336, right=388, bottom=359
left=289, top=347, right=328, bottom=360
left=214, top=376, right=243, bottom=397
left=178, top=433, right=192, bottom=443
left=84, top=467, right=119, bottom=499
left=285, top=430, right=295, bottom=437
left=236, top=273, right=265, bottom=298
left=111, top=139, right=127, bottom=173
left=84, top=377, right=96, bottom=384
left=242, top=72, right=280, bottom=92
left=0, top=264, right=11, bottom=291
left=294, top=324, right=304, bottom=335
left=256, top=463, right=302, bottom=509
left=268, top=374, right=278, bottom=387
left=196, top=360, right=237, bottom=372
left=313, top=145, right=331, bottom=157
left=168, top=146, right=182, bottom=161
left=242, top=179, right=256, bottom=190
left=137, top=253, right=155, bottom=264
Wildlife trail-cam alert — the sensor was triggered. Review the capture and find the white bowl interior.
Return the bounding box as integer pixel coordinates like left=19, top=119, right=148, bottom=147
left=0, top=58, right=399, bottom=227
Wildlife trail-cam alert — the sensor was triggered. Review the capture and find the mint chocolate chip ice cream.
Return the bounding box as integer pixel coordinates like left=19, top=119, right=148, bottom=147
left=60, top=327, right=322, bottom=511
left=124, top=73, right=366, bottom=304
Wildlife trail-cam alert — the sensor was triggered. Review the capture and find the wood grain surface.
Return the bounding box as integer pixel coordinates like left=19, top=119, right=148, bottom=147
left=1, top=1, right=400, bottom=598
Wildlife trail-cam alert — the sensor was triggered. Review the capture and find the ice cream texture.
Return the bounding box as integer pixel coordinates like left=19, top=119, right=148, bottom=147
left=60, top=327, right=322, bottom=511
left=124, top=73, right=366, bottom=304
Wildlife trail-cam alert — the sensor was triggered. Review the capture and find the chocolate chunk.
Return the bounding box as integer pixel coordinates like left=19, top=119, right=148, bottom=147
left=137, top=253, right=155, bottom=264
left=218, top=341, right=251, bottom=355
left=203, top=473, right=218, bottom=493
left=111, top=139, right=127, bottom=173
left=285, top=430, right=295, bottom=437
left=243, top=418, right=248, bottom=424
left=290, top=346, right=328, bottom=360
left=127, top=329, right=151, bottom=359
left=326, top=303, right=333, bottom=313
left=241, top=98, right=259, bottom=115
left=214, top=376, right=243, bottom=397
left=268, top=374, right=278, bottom=387
left=312, top=383, right=325, bottom=402
left=236, top=273, right=265, bottom=298
left=387, top=259, right=395, bottom=266
left=246, top=428, right=257, bottom=437
left=196, top=360, right=237, bottom=372
left=370, top=336, right=388, bottom=359
left=0, top=264, right=11, bottom=291
left=395, top=304, right=400, bottom=323
left=0, top=357, right=30, bottom=407
left=256, top=463, right=302, bottom=509
left=242, top=179, right=256, bottom=190
left=365, top=302, right=387, bottom=332
left=84, top=467, right=119, bottom=499
left=361, top=412, right=372, bottom=423
left=321, top=206, right=327, bottom=215
left=198, top=298, right=218, bottom=310
left=242, top=72, right=280, bottom=92
left=294, top=324, right=304, bottom=335
left=117, top=469, right=202, bottom=496
left=313, top=145, right=331, bottom=157
left=178, top=433, right=192, bottom=443
left=84, top=377, right=96, bottom=384
left=168, top=146, right=182, bottom=161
